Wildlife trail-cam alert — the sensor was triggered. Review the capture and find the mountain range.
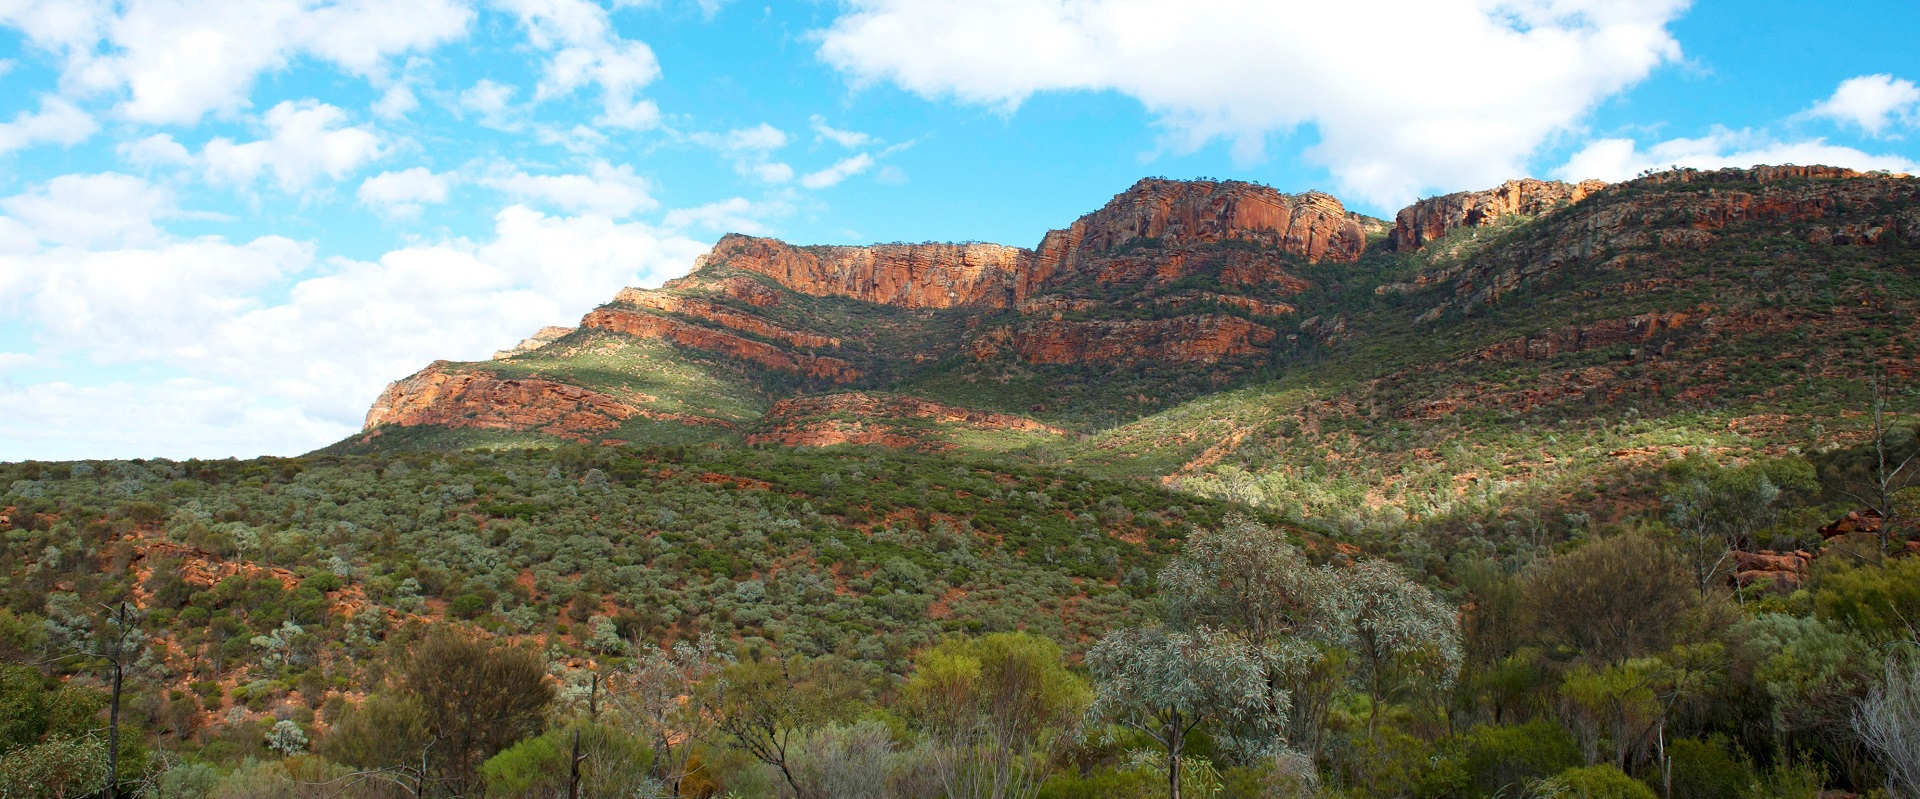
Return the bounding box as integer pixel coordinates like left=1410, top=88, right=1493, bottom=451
left=330, top=164, right=1920, bottom=529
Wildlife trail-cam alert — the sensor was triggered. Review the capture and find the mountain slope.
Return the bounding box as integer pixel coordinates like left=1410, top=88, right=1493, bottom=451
left=330, top=166, right=1920, bottom=540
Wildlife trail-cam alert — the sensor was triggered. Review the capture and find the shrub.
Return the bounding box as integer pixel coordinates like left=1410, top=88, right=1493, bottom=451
left=1544, top=765, right=1657, bottom=799
left=1456, top=722, right=1581, bottom=797
left=1665, top=738, right=1752, bottom=799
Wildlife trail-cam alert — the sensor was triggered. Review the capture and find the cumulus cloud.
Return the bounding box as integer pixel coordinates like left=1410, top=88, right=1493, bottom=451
left=459, top=79, right=520, bottom=129
left=1555, top=129, right=1920, bottom=183
left=693, top=123, right=795, bottom=183
left=0, top=0, right=472, bottom=125
left=800, top=153, right=874, bottom=188
left=497, top=0, right=664, bottom=129
left=0, top=172, right=711, bottom=457
left=358, top=167, right=454, bottom=219
left=200, top=100, right=387, bottom=192
left=0, top=95, right=98, bottom=155
left=0, top=380, right=356, bottom=461
left=816, top=0, right=1689, bottom=208
left=1805, top=74, right=1920, bottom=137
left=0, top=172, right=178, bottom=249
left=480, top=161, right=659, bottom=217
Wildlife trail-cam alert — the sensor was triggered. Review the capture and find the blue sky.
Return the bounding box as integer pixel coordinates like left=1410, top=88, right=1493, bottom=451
left=1, top=0, right=1917, bottom=460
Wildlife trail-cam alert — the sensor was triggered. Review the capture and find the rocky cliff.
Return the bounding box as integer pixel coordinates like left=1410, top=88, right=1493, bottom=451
left=364, top=362, right=636, bottom=441
left=580, top=307, right=861, bottom=382
left=1390, top=178, right=1609, bottom=251
left=696, top=234, right=1032, bottom=309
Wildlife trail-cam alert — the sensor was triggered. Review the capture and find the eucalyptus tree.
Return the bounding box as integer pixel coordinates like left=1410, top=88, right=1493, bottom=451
left=708, top=655, right=864, bottom=799
left=612, top=633, right=730, bottom=798
left=1156, top=514, right=1348, bottom=756
left=901, top=632, right=1090, bottom=799
left=1856, top=653, right=1920, bottom=799
left=1337, top=560, right=1463, bottom=739
left=1086, top=626, right=1276, bottom=799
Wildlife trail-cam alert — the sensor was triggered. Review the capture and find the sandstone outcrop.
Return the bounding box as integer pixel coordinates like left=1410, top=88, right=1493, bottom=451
left=364, top=362, right=635, bottom=439
left=580, top=308, right=860, bottom=382
left=746, top=392, right=1065, bottom=450
left=1391, top=178, right=1609, bottom=251
left=1028, top=179, right=1368, bottom=295
left=492, top=326, right=575, bottom=360
left=971, top=315, right=1277, bottom=365
left=699, top=234, right=1032, bottom=309
left=1401, top=166, right=1920, bottom=320
left=1730, top=549, right=1813, bottom=591
left=613, top=288, right=838, bottom=348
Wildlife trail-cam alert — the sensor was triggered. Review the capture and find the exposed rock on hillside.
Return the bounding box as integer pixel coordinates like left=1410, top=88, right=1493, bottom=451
left=1407, top=167, right=1920, bottom=319
left=581, top=307, right=860, bottom=382
left=700, top=234, right=1032, bottom=309
left=364, top=362, right=636, bottom=440
left=747, top=392, right=1066, bottom=450
left=492, top=326, right=575, bottom=360
left=971, top=315, right=1277, bottom=365
left=1029, top=179, right=1369, bottom=294
left=1390, top=178, right=1609, bottom=251
left=613, top=288, right=839, bottom=348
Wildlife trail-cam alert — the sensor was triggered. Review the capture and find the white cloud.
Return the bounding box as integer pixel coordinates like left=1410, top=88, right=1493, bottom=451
left=201, top=100, right=387, bottom=192
left=809, top=114, right=873, bottom=148
left=663, top=196, right=768, bottom=234
left=480, top=161, right=659, bottom=217
left=693, top=123, right=795, bottom=184
left=816, top=0, right=1689, bottom=208
left=497, top=0, right=664, bottom=129
left=460, top=79, right=520, bottom=128
left=118, top=133, right=192, bottom=167
left=1805, top=74, right=1920, bottom=137
left=800, top=153, right=874, bottom=189
left=372, top=84, right=420, bottom=119
left=0, top=380, right=355, bottom=461
left=1556, top=129, right=1920, bottom=183
left=0, top=173, right=711, bottom=457
left=358, top=167, right=454, bottom=219
left=0, top=95, right=98, bottom=155
left=0, top=0, right=473, bottom=125
left=0, top=172, right=177, bottom=249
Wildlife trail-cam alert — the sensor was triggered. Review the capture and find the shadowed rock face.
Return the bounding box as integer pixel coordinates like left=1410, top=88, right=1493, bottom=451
left=746, top=392, right=1065, bottom=450
left=969, top=315, right=1278, bottom=365
left=579, top=308, right=861, bottom=382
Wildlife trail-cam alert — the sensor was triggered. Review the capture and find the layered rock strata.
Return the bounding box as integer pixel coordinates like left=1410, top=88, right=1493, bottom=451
left=699, top=235, right=1031, bottom=309
left=580, top=308, right=860, bottom=382
left=970, top=315, right=1277, bottom=365
left=746, top=393, right=1066, bottom=450
left=364, top=362, right=635, bottom=439
left=1391, top=178, right=1609, bottom=251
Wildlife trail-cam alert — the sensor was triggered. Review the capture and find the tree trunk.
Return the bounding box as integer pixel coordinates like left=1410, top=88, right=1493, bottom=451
left=1168, top=715, right=1184, bottom=799
left=568, top=729, right=582, bottom=799
left=107, top=658, right=121, bottom=799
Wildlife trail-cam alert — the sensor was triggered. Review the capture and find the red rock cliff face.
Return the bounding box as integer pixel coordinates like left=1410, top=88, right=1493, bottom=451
left=1029, top=179, right=1368, bottom=292
left=699, top=234, right=1032, bottom=309
left=1391, top=178, right=1609, bottom=251
left=364, top=362, right=634, bottom=438
left=613, top=288, right=838, bottom=348
left=971, top=315, right=1277, bottom=365
left=746, top=392, right=1066, bottom=450
left=580, top=307, right=861, bottom=382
